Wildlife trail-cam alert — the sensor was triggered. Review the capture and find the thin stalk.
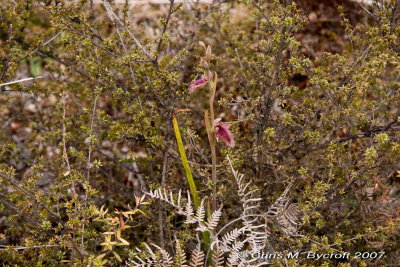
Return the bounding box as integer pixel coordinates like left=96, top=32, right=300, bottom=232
left=207, top=73, right=218, bottom=212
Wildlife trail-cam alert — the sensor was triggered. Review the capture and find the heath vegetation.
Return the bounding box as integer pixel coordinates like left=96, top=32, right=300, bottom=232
left=0, top=0, right=399, bottom=266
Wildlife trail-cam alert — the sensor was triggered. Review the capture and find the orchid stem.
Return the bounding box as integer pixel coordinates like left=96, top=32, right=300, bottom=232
left=208, top=73, right=218, bottom=212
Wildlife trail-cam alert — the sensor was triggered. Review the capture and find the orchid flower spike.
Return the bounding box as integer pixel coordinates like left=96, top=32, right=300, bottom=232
left=212, top=118, right=235, bottom=148
left=188, top=72, right=213, bottom=94
left=199, top=41, right=212, bottom=60
left=198, top=41, right=212, bottom=67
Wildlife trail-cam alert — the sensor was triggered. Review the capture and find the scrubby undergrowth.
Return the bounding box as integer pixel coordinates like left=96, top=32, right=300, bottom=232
left=0, top=0, right=399, bottom=266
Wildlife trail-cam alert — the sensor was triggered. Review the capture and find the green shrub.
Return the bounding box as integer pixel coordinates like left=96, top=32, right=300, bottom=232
left=0, top=0, right=399, bottom=266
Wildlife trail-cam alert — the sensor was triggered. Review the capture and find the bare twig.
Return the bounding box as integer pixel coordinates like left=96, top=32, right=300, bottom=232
left=356, top=1, right=376, bottom=19
left=342, top=44, right=373, bottom=98
left=81, top=46, right=101, bottom=249
left=81, top=93, right=99, bottom=250
left=158, top=109, right=175, bottom=248
left=86, top=94, right=99, bottom=184
left=16, top=31, right=61, bottom=63
left=0, top=195, right=41, bottom=227
left=0, top=173, right=61, bottom=221
left=251, top=0, right=276, bottom=33
left=318, top=107, right=400, bottom=148
left=62, top=91, right=76, bottom=197
left=390, top=0, right=400, bottom=34
left=0, top=181, right=84, bottom=258
left=116, top=27, right=137, bottom=84
left=101, top=0, right=153, bottom=61
left=0, top=76, right=43, bottom=87
left=155, top=0, right=176, bottom=63
left=235, top=48, right=249, bottom=94
left=0, top=245, right=61, bottom=251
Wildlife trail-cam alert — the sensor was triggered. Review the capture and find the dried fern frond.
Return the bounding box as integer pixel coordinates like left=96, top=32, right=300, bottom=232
left=188, top=249, right=205, bottom=267
left=145, top=188, right=183, bottom=211
left=184, top=192, right=196, bottom=224
left=266, top=183, right=293, bottom=217
left=145, top=188, right=199, bottom=222
left=265, top=183, right=301, bottom=236
left=141, top=157, right=291, bottom=267
left=218, top=226, right=247, bottom=252
left=145, top=188, right=213, bottom=228
left=174, top=239, right=188, bottom=267
left=227, top=155, right=269, bottom=253
left=196, top=207, right=222, bottom=232
left=206, top=207, right=222, bottom=230
left=128, top=243, right=172, bottom=267
left=226, top=240, right=245, bottom=265
left=211, top=244, right=225, bottom=267
left=276, top=203, right=301, bottom=236
left=129, top=239, right=189, bottom=267
left=151, top=244, right=173, bottom=267
left=195, top=199, right=206, bottom=223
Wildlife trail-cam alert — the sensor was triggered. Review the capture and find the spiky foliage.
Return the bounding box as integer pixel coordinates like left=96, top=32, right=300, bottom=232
left=135, top=156, right=272, bottom=266
left=266, top=182, right=301, bottom=236
left=1, top=0, right=400, bottom=266
left=127, top=243, right=173, bottom=267
left=174, top=239, right=188, bottom=267
left=188, top=249, right=205, bottom=267
left=227, top=156, right=270, bottom=254
left=211, top=244, right=225, bottom=267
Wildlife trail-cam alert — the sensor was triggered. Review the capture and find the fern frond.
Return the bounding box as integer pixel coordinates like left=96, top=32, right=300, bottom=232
left=195, top=206, right=222, bottom=232
left=195, top=199, right=206, bottom=223
left=126, top=257, right=151, bottom=267
left=220, top=227, right=246, bottom=250
left=184, top=191, right=197, bottom=224
left=145, top=188, right=203, bottom=225
left=227, top=155, right=269, bottom=253
left=145, top=188, right=183, bottom=212
left=127, top=244, right=157, bottom=266
left=276, top=203, right=301, bottom=236
left=266, top=183, right=293, bottom=217
left=188, top=249, right=205, bottom=267
left=264, top=182, right=300, bottom=236
left=226, top=240, right=245, bottom=265
left=151, top=244, right=173, bottom=267
left=211, top=244, right=225, bottom=267
left=174, top=239, right=188, bottom=267
left=284, top=203, right=301, bottom=226
left=206, top=207, right=222, bottom=230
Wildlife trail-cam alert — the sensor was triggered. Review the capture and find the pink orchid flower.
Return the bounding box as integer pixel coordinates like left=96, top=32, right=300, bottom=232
left=212, top=118, right=235, bottom=148
left=188, top=72, right=213, bottom=93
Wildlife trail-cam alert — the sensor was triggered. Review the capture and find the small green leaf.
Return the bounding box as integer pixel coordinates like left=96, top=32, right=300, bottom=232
left=28, top=56, right=42, bottom=77
left=112, top=251, right=122, bottom=262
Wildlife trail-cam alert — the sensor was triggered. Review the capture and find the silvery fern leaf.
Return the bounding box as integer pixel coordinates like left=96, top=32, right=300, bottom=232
left=195, top=199, right=206, bottom=223
left=151, top=244, right=173, bottom=267
left=219, top=227, right=247, bottom=251
left=145, top=188, right=181, bottom=211
left=276, top=203, right=301, bottom=236
left=188, top=249, right=205, bottom=267
left=206, top=207, right=222, bottom=231
left=184, top=191, right=197, bottom=224
left=266, top=183, right=293, bottom=217
left=226, top=240, right=246, bottom=265
left=174, top=240, right=188, bottom=267
left=211, top=244, right=225, bottom=267
left=128, top=243, right=158, bottom=266
left=227, top=155, right=269, bottom=253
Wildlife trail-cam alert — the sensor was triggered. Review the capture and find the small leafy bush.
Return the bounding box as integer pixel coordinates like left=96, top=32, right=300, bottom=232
left=0, top=0, right=399, bottom=266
